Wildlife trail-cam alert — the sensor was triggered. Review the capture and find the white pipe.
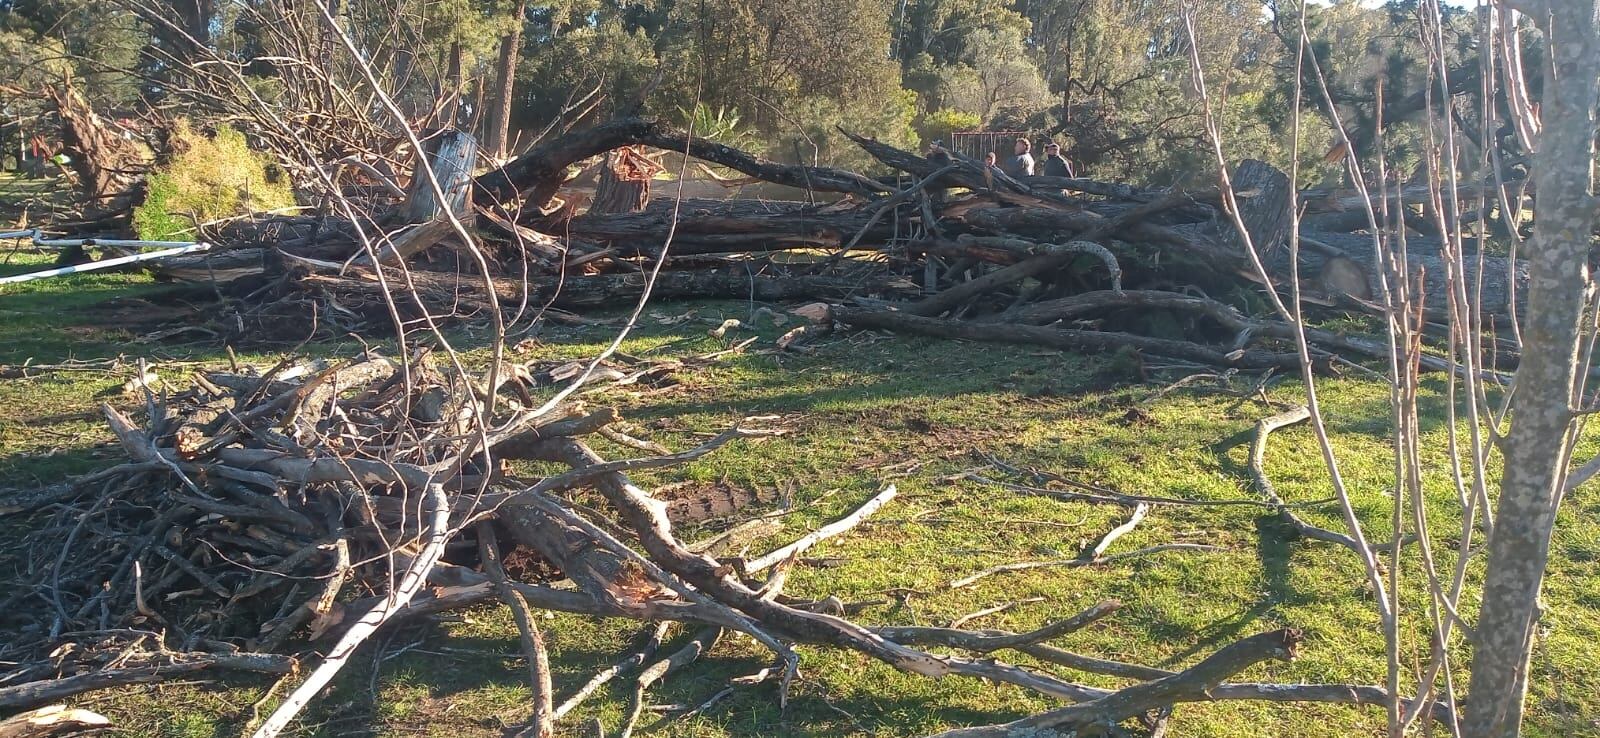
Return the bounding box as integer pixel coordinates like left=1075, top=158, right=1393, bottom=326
left=0, top=229, right=199, bottom=250
left=35, top=237, right=201, bottom=249
left=0, top=242, right=211, bottom=285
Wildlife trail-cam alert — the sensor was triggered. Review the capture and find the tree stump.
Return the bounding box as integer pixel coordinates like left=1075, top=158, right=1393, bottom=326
left=405, top=129, right=477, bottom=223
left=589, top=146, right=659, bottom=215
left=1217, top=158, right=1293, bottom=260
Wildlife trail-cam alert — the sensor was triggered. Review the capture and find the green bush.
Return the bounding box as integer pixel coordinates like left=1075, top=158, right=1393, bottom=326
left=133, top=121, right=295, bottom=240
left=915, top=108, right=982, bottom=146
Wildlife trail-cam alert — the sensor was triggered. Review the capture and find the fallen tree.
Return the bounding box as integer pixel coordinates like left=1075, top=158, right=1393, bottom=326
left=131, top=115, right=1526, bottom=375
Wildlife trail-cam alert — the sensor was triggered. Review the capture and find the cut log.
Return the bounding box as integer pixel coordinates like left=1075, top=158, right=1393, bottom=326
left=294, top=265, right=881, bottom=313
left=565, top=198, right=891, bottom=256
left=1279, top=231, right=1527, bottom=317
left=1217, top=159, right=1293, bottom=262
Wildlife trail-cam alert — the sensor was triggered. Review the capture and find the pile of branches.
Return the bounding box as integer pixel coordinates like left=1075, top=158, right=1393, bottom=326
left=0, top=344, right=1443, bottom=738
left=145, top=116, right=1526, bottom=373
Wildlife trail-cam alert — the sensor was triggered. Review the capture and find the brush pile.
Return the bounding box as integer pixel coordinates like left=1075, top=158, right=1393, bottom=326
left=0, top=344, right=1438, bottom=738
left=141, top=116, right=1526, bottom=371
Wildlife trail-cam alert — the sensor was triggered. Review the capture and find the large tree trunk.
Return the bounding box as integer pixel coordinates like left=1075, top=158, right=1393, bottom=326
left=1463, top=5, right=1600, bottom=738
left=485, top=0, right=528, bottom=161
left=1273, top=232, right=1527, bottom=319
left=442, top=41, right=464, bottom=126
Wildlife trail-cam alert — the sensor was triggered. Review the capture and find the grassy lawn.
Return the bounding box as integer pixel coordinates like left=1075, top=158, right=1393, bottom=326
left=1, top=251, right=1597, bottom=737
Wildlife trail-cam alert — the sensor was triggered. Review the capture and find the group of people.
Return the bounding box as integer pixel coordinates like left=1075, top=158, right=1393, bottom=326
left=982, top=137, right=1073, bottom=179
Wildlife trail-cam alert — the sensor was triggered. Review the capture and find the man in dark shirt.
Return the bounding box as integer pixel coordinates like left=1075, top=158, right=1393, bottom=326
left=1040, top=141, right=1074, bottom=178
left=1002, top=138, right=1034, bottom=178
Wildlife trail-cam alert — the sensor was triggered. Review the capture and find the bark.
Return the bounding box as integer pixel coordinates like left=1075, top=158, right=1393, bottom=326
left=1463, top=5, right=1600, bottom=738
left=406, top=130, right=478, bottom=223
left=1278, top=232, right=1527, bottom=318
left=485, top=0, right=528, bottom=161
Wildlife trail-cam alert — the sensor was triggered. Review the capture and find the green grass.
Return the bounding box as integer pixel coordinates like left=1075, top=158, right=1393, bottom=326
left=1, top=259, right=1598, bottom=737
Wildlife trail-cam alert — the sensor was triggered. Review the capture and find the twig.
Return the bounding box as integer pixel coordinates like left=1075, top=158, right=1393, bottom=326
left=552, top=622, right=671, bottom=721
left=877, top=600, right=1119, bottom=652
left=619, top=627, right=721, bottom=738
left=744, top=485, right=897, bottom=574
left=0, top=653, right=296, bottom=710
left=478, top=524, right=553, bottom=738
left=948, top=597, right=1047, bottom=629
left=1250, top=407, right=1381, bottom=551
left=949, top=544, right=1224, bottom=589
left=924, top=629, right=1304, bottom=737
left=1088, top=503, right=1149, bottom=561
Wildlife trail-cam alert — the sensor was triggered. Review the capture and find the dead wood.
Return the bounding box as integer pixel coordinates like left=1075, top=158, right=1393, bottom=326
left=475, top=117, right=888, bottom=211
left=926, top=629, right=1304, bottom=738
left=589, top=147, right=658, bottom=215
left=834, top=307, right=1307, bottom=369
left=0, top=652, right=296, bottom=711
left=0, top=705, right=110, bottom=738
left=0, top=344, right=1458, bottom=735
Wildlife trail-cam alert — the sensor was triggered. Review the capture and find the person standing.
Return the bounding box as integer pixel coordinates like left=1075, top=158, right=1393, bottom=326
left=1040, top=141, right=1074, bottom=178
left=1001, top=138, right=1034, bottom=178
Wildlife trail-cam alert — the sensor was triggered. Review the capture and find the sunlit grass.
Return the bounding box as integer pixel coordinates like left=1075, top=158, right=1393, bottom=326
left=0, top=273, right=1595, bottom=737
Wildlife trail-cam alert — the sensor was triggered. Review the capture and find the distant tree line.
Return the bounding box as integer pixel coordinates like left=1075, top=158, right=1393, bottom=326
left=0, top=0, right=1486, bottom=183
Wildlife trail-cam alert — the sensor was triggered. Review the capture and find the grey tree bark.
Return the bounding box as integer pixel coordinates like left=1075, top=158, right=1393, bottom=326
left=1463, top=4, right=1600, bottom=737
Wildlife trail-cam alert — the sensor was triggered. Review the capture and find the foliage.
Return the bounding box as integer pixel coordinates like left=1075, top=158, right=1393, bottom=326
left=0, top=0, right=1468, bottom=185
left=675, top=103, right=758, bottom=151
left=916, top=108, right=983, bottom=145
left=132, top=122, right=295, bottom=240
left=938, top=27, right=1051, bottom=126
left=778, top=88, right=920, bottom=173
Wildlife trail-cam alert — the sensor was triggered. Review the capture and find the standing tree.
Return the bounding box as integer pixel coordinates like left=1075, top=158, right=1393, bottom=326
left=485, top=0, right=528, bottom=160
left=1464, top=2, right=1600, bottom=736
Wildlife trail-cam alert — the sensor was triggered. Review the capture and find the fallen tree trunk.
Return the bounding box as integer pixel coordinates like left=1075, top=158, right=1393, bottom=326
left=566, top=198, right=892, bottom=256
left=833, top=306, right=1306, bottom=369
left=475, top=118, right=889, bottom=211
left=1282, top=231, right=1527, bottom=317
